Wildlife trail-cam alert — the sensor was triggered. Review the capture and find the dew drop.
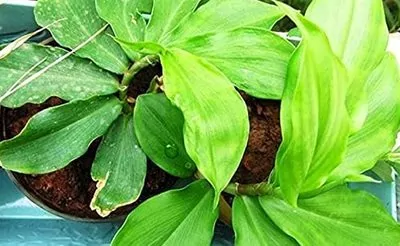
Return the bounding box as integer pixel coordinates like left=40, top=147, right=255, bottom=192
left=164, top=144, right=178, bottom=158
left=184, top=162, right=194, bottom=169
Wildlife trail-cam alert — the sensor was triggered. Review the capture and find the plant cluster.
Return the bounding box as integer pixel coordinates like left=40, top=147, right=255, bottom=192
left=0, top=0, right=400, bottom=245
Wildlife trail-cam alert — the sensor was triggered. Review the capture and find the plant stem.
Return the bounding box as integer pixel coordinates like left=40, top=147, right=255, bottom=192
left=119, top=55, right=159, bottom=101
left=219, top=195, right=232, bottom=226
left=224, top=182, right=273, bottom=196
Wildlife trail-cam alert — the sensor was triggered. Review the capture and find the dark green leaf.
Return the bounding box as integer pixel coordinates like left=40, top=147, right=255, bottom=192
left=112, top=180, right=218, bottom=246
left=35, top=0, right=129, bottom=74
left=328, top=53, right=400, bottom=183
left=274, top=2, right=350, bottom=205
left=371, top=160, right=394, bottom=182
left=0, top=44, right=120, bottom=108
left=0, top=96, right=122, bottom=174
left=260, top=186, right=400, bottom=245
left=163, top=0, right=283, bottom=45
left=233, top=196, right=298, bottom=246
left=96, top=0, right=146, bottom=60
left=173, top=27, right=294, bottom=99
left=160, top=48, right=249, bottom=202
left=145, top=0, right=201, bottom=42
left=91, top=114, right=147, bottom=217
left=134, top=93, right=195, bottom=178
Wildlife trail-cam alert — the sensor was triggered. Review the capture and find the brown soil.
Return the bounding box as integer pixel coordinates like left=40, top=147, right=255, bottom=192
left=233, top=93, right=282, bottom=184
left=0, top=65, right=175, bottom=220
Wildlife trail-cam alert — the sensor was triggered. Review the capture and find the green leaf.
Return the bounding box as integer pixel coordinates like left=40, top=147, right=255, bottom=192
left=274, top=2, right=350, bottom=205
left=328, top=53, right=400, bottom=183
left=91, top=114, right=146, bottom=217
left=306, top=0, right=388, bottom=77
left=145, top=0, right=201, bottom=42
left=160, top=48, right=249, bottom=203
left=306, top=0, right=388, bottom=132
left=96, top=0, right=146, bottom=61
left=0, top=44, right=120, bottom=108
left=112, top=180, right=218, bottom=246
left=34, top=0, right=129, bottom=74
left=0, top=96, right=122, bottom=174
left=260, top=186, right=400, bottom=245
left=233, top=196, right=298, bottom=246
left=163, top=0, right=284, bottom=45
left=371, top=160, right=394, bottom=182
left=173, top=27, right=294, bottom=99
left=134, top=93, right=195, bottom=178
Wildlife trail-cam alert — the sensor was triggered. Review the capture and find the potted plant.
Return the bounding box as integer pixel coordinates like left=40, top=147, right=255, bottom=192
left=0, top=0, right=399, bottom=245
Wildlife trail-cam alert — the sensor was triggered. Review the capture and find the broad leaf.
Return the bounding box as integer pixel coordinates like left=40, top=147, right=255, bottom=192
left=260, top=186, right=400, bottom=245
left=173, top=28, right=294, bottom=99
left=233, top=196, right=297, bottom=246
left=0, top=44, right=120, bottom=108
left=274, top=2, right=350, bottom=205
left=145, top=0, right=201, bottom=42
left=306, top=0, right=388, bottom=77
left=134, top=93, right=195, bottom=178
left=306, top=0, right=388, bottom=132
left=160, top=48, right=249, bottom=203
left=91, top=114, right=146, bottom=217
left=96, top=0, right=146, bottom=61
left=35, top=0, right=129, bottom=74
left=112, top=180, right=218, bottom=246
left=163, top=0, right=283, bottom=45
left=0, top=96, right=122, bottom=174
left=328, top=53, right=400, bottom=183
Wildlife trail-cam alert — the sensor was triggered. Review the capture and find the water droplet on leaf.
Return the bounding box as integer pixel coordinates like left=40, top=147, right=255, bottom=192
left=164, top=144, right=178, bottom=158
left=185, top=162, right=194, bottom=169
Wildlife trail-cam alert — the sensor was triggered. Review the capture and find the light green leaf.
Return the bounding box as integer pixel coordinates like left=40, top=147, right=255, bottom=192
left=260, top=186, right=400, bottom=245
left=114, top=39, right=165, bottom=56
left=233, top=196, right=298, bottom=246
left=96, top=0, right=146, bottom=61
left=160, top=48, right=249, bottom=203
left=306, top=0, right=388, bottom=132
left=134, top=93, right=196, bottom=178
left=0, top=44, right=120, bottom=108
left=112, top=180, right=218, bottom=246
left=145, top=0, right=201, bottom=42
left=163, top=0, right=283, bottom=45
left=137, top=0, right=153, bottom=13
left=274, top=2, right=350, bottom=205
left=328, top=53, right=400, bottom=183
left=35, top=0, right=129, bottom=74
left=91, top=114, right=146, bottom=217
left=173, top=27, right=294, bottom=99
left=0, top=96, right=122, bottom=174
left=306, top=0, right=388, bottom=77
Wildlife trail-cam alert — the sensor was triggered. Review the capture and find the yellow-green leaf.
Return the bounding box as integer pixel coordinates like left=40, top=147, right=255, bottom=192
left=233, top=196, right=298, bottom=246
left=112, top=180, right=218, bottom=246
left=260, top=186, right=400, bottom=245
left=160, top=48, right=249, bottom=203
left=274, top=2, right=350, bottom=205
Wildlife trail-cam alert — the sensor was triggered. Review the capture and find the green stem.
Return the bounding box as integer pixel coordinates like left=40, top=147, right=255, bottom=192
left=119, top=55, right=159, bottom=101
left=224, top=182, right=273, bottom=196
